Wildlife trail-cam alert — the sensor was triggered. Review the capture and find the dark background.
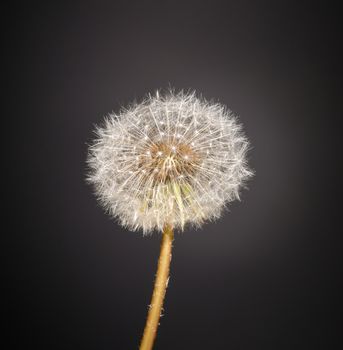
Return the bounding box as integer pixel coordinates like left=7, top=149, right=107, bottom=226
left=4, top=1, right=342, bottom=349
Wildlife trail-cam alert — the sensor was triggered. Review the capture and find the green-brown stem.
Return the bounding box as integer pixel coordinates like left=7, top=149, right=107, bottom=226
left=140, top=225, right=174, bottom=350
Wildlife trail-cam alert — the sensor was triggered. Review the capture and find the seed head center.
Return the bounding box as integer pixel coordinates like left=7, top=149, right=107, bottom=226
left=139, top=142, right=200, bottom=183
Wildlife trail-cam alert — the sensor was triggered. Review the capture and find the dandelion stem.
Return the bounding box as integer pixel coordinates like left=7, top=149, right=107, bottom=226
left=140, top=224, right=174, bottom=350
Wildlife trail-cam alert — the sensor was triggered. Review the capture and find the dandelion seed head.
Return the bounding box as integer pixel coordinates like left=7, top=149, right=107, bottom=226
left=87, top=90, right=253, bottom=234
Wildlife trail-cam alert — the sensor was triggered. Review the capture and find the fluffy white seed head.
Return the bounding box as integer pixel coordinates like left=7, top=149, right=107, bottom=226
left=87, top=90, right=253, bottom=234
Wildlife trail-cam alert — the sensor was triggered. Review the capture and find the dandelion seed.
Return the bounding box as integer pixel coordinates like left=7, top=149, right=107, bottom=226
left=87, top=90, right=252, bottom=233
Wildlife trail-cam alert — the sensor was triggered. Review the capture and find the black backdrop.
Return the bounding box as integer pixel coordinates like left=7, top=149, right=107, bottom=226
left=4, top=1, right=341, bottom=349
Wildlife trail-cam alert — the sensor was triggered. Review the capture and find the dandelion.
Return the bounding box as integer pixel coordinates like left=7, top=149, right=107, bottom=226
left=87, top=90, right=253, bottom=350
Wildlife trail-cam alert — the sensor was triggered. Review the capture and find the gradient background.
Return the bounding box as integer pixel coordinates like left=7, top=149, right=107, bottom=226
left=4, top=1, right=341, bottom=349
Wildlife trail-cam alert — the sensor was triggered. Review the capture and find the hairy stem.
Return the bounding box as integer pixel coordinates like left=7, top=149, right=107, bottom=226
left=140, top=225, right=174, bottom=350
